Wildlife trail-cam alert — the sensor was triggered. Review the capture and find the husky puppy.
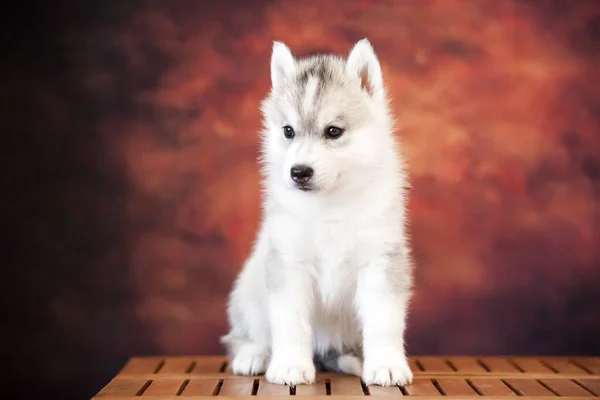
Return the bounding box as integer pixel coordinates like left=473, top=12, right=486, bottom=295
left=221, top=39, right=413, bottom=387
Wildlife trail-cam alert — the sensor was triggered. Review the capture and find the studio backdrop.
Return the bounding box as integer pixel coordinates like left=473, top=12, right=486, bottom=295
left=3, top=1, right=599, bottom=399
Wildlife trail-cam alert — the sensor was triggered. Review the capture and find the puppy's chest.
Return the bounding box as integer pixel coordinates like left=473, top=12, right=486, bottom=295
left=310, top=224, right=363, bottom=307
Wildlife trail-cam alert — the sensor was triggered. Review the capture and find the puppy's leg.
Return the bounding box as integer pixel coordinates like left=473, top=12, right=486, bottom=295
left=356, top=252, right=413, bottom=386
left=222, top=334, right=270, bottom=376
left=265, top=260, right=316, bottom=386
left=222, top=231, right=271, bottom=376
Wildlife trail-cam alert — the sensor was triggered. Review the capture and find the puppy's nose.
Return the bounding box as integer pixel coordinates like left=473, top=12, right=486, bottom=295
left=290, top=165, right=314, bottom=183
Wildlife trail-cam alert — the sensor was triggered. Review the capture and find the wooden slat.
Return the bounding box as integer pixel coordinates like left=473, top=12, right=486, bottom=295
left=120, top=357, right=164, bottom=374
left=540, top=378, right=594, bottom=397
left=469, top=378, right=518, bottom=396
left=179, top=378, right=219, bottom=396
left=295, top=379, right=328, bottom=396
left=504, top=378, right=555, bottom=396
left=416, top=357, right=454, bottom=372
left=572, top=357, right=600, bottom=374
left=405, top=378, right=442, bottom=396
left=190, top=357, right=226, bottom=374
left=218, top=377, right=256, bottom=396
left=542, top=358, right=589, bottom=374
left=256, top=379, right=290, bottom=396
left=367, top=385, right=403, bottom=396
left=142, top=380, right=184, bottom=396
left=329, top=375, right=364, bottom=395
left=92, top=396, right=600, bottom=400
left=96, top=356, right=600, bottom=398
left=409, top=358, right=423, bottom=372
left=448, top=357, right=488, bottom=373
left=436, top=378, right=478, bottom=396
left=95, top=379, right=149, bottom=396
left=510, top=358, right=554, bottom=373
left=157, top=358, right=196, bottom=373
left=577, top=379, right=600, bottom=396
left=479, top=358, right=521, bottom=373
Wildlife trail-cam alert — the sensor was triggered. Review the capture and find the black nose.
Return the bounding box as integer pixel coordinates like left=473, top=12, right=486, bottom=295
left=290, top=165, right=314, bottom=184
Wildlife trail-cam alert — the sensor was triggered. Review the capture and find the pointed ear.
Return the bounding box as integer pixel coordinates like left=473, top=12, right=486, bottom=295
left=271, top=41, right=296, bottom=89
left=346, top=39, right=384, bottom=97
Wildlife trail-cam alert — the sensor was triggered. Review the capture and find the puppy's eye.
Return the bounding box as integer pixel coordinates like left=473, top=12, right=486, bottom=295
left=325, top=126, right=344, bottom=139
left=283, top=125, right=295, bottom=139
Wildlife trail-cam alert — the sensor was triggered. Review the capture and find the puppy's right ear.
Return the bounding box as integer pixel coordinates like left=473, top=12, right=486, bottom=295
left=271, top=41, right=296, bottom=89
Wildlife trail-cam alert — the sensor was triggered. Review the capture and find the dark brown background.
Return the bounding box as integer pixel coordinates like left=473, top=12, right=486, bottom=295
left=2, top=0, right=599, bottom=399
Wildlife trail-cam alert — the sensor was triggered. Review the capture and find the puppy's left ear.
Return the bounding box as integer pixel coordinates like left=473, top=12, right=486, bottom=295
left=346, top=39, right=384, bottom=98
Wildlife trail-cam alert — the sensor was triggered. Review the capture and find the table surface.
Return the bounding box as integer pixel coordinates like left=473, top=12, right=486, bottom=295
left=92, top=356, right=600, bottom=399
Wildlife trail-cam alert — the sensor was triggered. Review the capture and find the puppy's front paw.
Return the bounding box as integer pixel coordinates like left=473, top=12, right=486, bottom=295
left=231, top=353, right=268, bottom=376
left=266, top=359, right=316, bottom=386
left=362, top=356, right=413, bottom=387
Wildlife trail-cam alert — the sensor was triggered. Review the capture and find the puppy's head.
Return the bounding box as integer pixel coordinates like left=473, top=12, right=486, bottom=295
left=260, top=39, right=392, bottom=195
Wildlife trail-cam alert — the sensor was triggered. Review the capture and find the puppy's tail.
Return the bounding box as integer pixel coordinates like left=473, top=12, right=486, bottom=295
left=314, top=351, right=362, bottom=376
left=337, top=354, right=363, bottom=376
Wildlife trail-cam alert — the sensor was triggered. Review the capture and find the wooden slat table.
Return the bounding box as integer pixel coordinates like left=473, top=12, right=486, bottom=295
left=93, top=356, right=600, bottom=399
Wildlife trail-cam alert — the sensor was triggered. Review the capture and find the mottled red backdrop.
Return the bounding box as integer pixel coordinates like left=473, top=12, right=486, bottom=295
left=2, top=0, right=599, bottom=399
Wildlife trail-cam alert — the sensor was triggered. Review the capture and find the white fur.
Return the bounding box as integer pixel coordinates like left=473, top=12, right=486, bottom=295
left=221, top=39, right=414, bottom=387
left=271, top=41, right=296, bottom=90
